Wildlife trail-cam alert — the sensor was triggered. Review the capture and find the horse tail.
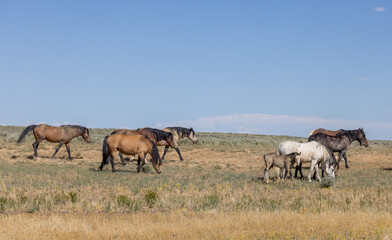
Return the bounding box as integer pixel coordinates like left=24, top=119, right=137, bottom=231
left=17, top=125, right=37, bottom=144
left=102, top=136, right=111, bottom=164
left=147, top=137, right=162, bottom=165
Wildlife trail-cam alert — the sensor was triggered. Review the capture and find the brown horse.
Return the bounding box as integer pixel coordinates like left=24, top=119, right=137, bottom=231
left=308, top=128, right=344, bottom=137
left=111, top=128, right=176, bottom=165
left=99, top=134, right=161, bottom=173
left=17, top=124, right=91, bottom=160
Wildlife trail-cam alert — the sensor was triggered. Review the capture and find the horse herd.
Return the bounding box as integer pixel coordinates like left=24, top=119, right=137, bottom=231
left=16, top=124, right=198, bottom=174
left=15, top=124, right=369, bottom=182
left=264, top=128, right=369, bottom=183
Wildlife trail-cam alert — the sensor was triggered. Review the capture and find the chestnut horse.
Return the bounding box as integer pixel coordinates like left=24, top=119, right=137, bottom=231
left=161, top=127, right=198, bottom=161
left=99, top=134, right=161, bottom=173
left=308, top=128, right=344, bottom=137
left=111, top=128, right=176, bottom=165
left=17, top=124, right=91, bottom=160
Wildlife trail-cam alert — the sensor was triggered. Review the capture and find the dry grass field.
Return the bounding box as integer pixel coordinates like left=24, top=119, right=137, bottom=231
left=1, top=126, right=392, bottom=239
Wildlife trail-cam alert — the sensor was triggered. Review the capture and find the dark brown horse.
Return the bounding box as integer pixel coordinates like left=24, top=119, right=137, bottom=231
left=161, top=127, right=198, bottom=161
left=111, top=128, right=176, bottom=165
left=309, top=128, right=369, bottom=169
left=17, top=124, right=91, bottom=160
left=308, top=128, right=344, bottom=137
left=99, top=134, right=161, bottom=173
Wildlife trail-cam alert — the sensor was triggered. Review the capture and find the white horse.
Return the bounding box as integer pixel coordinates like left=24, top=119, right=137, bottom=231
left=277, top=141, right=335, bottom=182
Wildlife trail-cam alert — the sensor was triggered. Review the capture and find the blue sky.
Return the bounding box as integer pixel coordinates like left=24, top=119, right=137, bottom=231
left=0, top=1, right=391, bottom=139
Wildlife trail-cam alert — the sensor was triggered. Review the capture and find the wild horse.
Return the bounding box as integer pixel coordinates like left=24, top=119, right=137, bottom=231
left=17, top=124, right=91, bottom=160
left=309, top=128, right=369, bottom=169
left=111, top=128, right=176, bottom=165
left=99, top=134, right=162, bottom=173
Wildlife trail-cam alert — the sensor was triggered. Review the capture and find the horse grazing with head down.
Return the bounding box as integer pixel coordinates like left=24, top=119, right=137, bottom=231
left=277, top=141, right=335, bottom=182
left=99, top=134, right=162, bottom=174
left=308, top=128, right=369, bottom=169
left=111, top=128, right=176, bottom=165
left=160, top=127, right=198, bottom=161
left=17, top=124, right=91, bottom=160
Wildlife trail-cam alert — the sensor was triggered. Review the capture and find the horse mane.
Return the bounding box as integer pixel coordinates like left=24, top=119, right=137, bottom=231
left=61, top=125, right=89, bottom=134
left=166, top=127, right=193, bottom=138
left=139, top=128, right=172, bottom=141
left=144, top=136, right=162, bottom=165
left=335, top=129, right=359, bottom=141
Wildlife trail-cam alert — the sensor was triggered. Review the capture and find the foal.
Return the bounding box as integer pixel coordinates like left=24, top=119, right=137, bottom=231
left=263, top=153, right=298, bottom=183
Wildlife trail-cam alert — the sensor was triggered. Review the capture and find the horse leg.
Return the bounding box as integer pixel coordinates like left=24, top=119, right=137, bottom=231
left=32, top=139, right=42, bottom=158
left=336, top=151, right=344, bottom=170
left=343, top=151, right=350, bottom=169
left=161, top=146, right=169, bottom=161
left=282, top=168, right=287, bottom=181
left=174, top=147, right=184, bottom=161
left=51, top=141, right=64, bottom=159
left=110, top=152, right=116, bottom=172
left=314, top=164, right=321, bottom=181
left=308, top=161, right=316, bottom=182
left=312, top=163, right=323, bottom=179
left=275, top=167, right=281, bottom=181
left=65, top=142, right=73, bottom=160
left=136, top=153, right=146, bottom=172
left=119, top=153, right=127, bottom=166
left=264, top=164, right=272, bottom=183
left=294, top=163, right=303, bottom=179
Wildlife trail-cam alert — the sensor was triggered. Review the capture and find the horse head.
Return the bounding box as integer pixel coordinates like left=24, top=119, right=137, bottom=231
left=187, top=128, right=198, bottom=144
left=325, top=162, right=335, bottom=178
left=82, top=128, right=92, bottom=143
left=357, top=128, right=369, bottom=147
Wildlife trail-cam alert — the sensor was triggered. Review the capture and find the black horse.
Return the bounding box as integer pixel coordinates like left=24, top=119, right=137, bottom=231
left=309, top=128, right=369, bottom=169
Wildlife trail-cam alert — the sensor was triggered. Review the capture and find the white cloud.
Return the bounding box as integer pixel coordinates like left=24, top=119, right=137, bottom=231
left=373, top=7, right=388, bottom=12
left=155, top=113, right=392, bottom=140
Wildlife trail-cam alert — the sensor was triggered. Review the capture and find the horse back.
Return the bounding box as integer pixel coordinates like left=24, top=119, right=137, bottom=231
left=264, top=153, right=286, bottom=168
left=107, top=134, right=151, bottom=155
left=111, top=129, right=135, bottom=135
left=312, top=128, right=344, bottom=137
left=34, top=124, right=67, bottom=142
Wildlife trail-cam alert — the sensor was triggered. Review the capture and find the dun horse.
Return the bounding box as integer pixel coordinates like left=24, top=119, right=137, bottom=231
left=17, top=124, right=91, bottom=160
left=111, top=128, right=176, bottom=165
left=263, top=152, right=299, bottom=183
left=161, top=127, right=198, bottom=161
left=308, top=128, right=369, bottom=169
left=99, top=134, right=162, bottom=173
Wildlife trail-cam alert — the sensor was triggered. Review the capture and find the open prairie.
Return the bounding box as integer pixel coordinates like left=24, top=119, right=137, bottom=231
left=0, top=126, right=392, bottom=239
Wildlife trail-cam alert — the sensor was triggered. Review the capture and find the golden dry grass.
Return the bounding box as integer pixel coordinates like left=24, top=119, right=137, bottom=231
left=1, top=211, right=392, bottom=239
